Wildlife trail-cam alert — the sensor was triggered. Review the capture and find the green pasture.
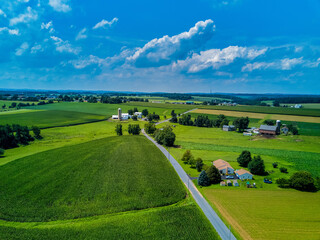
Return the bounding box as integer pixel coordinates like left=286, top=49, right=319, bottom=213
left=0, top=100, right=39, bottom=112
left=281, top=103, right=320, bottom=109
left=0, top=110, right=106, bottom=128
left=0, top=136, right=185, bottom=222
left=198, top=104, right=320, bottom=117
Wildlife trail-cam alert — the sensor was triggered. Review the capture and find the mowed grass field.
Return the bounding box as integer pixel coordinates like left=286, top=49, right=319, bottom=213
left=0, top=110, right=106, bottom=128
left=202, top=189, right=320, bottom=240
left=193, top=109, right=320, bottom=123
left=0, top=135, right=220, bottom=239
left=198, top=105, right=320, bottom=117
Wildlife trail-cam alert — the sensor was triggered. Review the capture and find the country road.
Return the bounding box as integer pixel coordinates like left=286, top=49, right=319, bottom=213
left=142, top=109, right=237, bottom=240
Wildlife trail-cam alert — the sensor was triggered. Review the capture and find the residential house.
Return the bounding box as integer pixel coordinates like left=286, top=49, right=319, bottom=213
left=213, top=159, right=234, bottom=174
left=235, top=169, right=253, bottom=180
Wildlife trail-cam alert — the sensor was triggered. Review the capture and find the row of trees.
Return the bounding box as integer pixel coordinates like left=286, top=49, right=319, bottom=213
left=0, top=124, right=42, bottom=151
left=115, top=124, right=141, bottom=136
left=181, top=150, right=204, bottom=171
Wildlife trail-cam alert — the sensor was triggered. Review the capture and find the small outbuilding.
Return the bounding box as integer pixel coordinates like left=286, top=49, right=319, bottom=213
left=233, top=180, right=239, bottom=187
left=235, top=169, right=253, bottom=180
left=220, top=181, right=226, bottom=186
left=226, top=180, right=232, bottom=186
left=223, top=125, right=236, bottom=131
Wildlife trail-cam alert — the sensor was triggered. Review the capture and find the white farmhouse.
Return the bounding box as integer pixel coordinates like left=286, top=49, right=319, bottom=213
left=235, top=169, right=253, bottom=180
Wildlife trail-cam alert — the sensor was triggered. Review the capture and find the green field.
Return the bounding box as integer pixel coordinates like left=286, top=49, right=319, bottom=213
left=0, top=135, right=219, bottom=239
left=198, top=105, right=320, bottom=117
left=0, top=110, right=106, bottom=128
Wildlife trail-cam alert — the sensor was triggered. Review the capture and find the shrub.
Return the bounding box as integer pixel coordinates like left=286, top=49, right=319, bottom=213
left=248, top=155, right=265, bottom=175
left=276, top=178, right=290, bottom=188
left=195, top=158, right=204, bottom=172
left=280, top=167, right=288, bottom=173
left=290, top=171, right=316, bottom=192
left=237, top=150, right=252, bottom=167
left=198, top=171, right=211, bottom=186
left=31, top=126, right=42, bottom=139
left=272, top=162, right=278, bottom=168
left=181, top=150, right=193, bottom=164
left=115, top=124, right=123, bottom=136
left=206, top=166, right=221, bottom=184
left=144, top=123, right=156, bottom=134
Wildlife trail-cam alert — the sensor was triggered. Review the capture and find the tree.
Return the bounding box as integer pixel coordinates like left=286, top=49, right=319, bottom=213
left=233, top=117, right=250, bottom=132
left=132, top=115, right=138, bottom=121
left=169, top=116, right=178, bottom=123
left=171, top=110, right=176, bottom=117
left=128, top=124, right=141, bottom=135
left=248, top=155, right=265, bottom=175
left=290, top=171, right=316, bottom=192
left=219, top=118, right=229, bottom=128
left=115, top=124, right=123, bottom=136
left=196, top=158, right=204, bottom=172
left=237, top=150, right=252, bottom=167
left=287, top=124, right=298, bottom=135
left=128, top=109, right=134, bottom=115
left=31, top=126, right=42, bottom=139
left=133, top=107, right=138, bottom=113
left=142, top=109, right=149, bottom=117
left=144, top=123, right=156, bottom=134
left=181, top=150, right=193, bottom=164
left=0, top=148, right=4, bottom=157
left=198, top=170, right=211, bottom=186
left=280, top=167, right=288, bottom=173
left=206, top=166, right=221, bottom=184
left=263, top=119, right=276, bottom=126
left=154, top=125, right=176, bottom=146
left=272, top=162, right=278, bottom=168
left=273, top=101, right=280, bottom=107
left=276, top=178, right=290, bottom=188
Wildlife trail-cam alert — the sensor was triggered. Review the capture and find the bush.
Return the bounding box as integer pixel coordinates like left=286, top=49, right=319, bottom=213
left=31, top=126, right=42, bottom=139
left=280, top=167, right=288, bottom=173
left=195, top=158, right=204, bottom=172
left=115, top=124, right=123, bottom=136
left=181, top=150, right=193, bottom=164
left=154, top=125, right=176, bottom=146
left=276, top=178, right=290, bottom=188
left=248, top=155, right=265, bottom=175
left=272, top=162, right=278, bottom=168
left=198, top=171, right=211, bottom=186
left=290, top=171, right=316, bottom=192
left=144, top=123, right=156, bottom=134
left=206, top=166, right=221, bottom=184
left=237, top=150, right=252, bottom=167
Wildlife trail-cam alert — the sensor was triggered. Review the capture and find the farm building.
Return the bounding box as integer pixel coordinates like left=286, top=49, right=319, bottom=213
left=220, top=181, right=226, bottom=186
left=235, top=169, right=253, bottom=180
left=243, top=132, right=252, bottom=136
left=112, top=108, right=131, bottom=120
left=134, top=112, right=142, bottom=118
left=294, top=104, right=302, bottom=108
left=186, top=101, right=194, bottom=105
left=223, top=125, right=236, bottom=131
left=213, top=159, right=234, bottom=174
left=259, top=120, right=281, bottom=135
left=233, top=180, right=239, bottom=187
left=226, top=180, right=232, bottom=186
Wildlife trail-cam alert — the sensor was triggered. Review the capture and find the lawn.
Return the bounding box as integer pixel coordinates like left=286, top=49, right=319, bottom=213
left=202, top=189, right=320, bottom=240
left=0, top=110, right=106, bottom=128
left=0, top=136, right=186, bottom=222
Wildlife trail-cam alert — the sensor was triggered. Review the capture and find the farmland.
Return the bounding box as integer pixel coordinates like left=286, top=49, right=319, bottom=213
left=0, top=135, right=219, bottom=239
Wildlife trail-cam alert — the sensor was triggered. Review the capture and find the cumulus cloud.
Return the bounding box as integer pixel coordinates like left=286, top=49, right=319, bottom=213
left=51, top=36, right=80, bottom=54
left=68, top=55, right=104, bottom=69
left=30, top=44, right=44, bottom=54
left=0, top=9, right=7, bottom=18
left=75, top=28, right=87, bottom=41
left=41, top=21, right=54, bottom=33
left=173, top=46, right=267, bottom=73
left=10, top=6, right=38, bottom=26
left=49, top=0, right=71, bottom=12
left=92, top=18, right=118, bottom=30
left=15, top=42, right=29, bottom=56
left=127, top=19, right=216, bottom=67
left=0, top=27, right=20, bottom=35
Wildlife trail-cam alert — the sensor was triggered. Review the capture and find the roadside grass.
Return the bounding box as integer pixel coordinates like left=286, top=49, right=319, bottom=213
left=0, top=110, right=106, bottom=128
left=193, top=109, right=320, bottom=123
left=202, top=188, right=320, bottom=240
left=198, top=105, right=320, bottom=117
left=0, top=136, right=186, bottom=222
left=0, top=202, right=220, bottom=240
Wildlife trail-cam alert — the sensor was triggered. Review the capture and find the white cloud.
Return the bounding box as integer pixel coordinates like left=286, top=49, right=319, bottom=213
left=51, top=35, right=80, bottom=54
left=92, top=17, right=118, bottom=30
left=30, top=44, right=43, bottom=54
left=10, top=6, right=38, bottom=26
left=41, top=21, right=54, bottom=33
left=0, top=27, right=20, bottom=35
left=15, top=42, right=29, bottom=56
left=49, top=0, right=71, bottom=13
left=173, top=46, right=267, bottom=73
left=281, top=57, right=304, bottom=70
left=68, top=55, right=104, bottom=69
left=75, top=28, right=87, bottom=41
left=127, top=19, right=216, bottom=67
left=0, top=9, right=7, bottom=18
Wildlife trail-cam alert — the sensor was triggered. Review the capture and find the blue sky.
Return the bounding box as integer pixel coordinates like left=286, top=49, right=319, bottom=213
left=0, top=0, right=319, bottom=93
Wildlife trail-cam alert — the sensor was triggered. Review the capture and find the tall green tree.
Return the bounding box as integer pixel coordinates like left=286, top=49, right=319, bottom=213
left=206, top=166, right=221, bottom=184
left=181, top=150, right=193, bottom=164
left=144, top=123, right=156, bottom=134
left=115, top=124, right=123, bottom=136
left=248, top=155, right=265, bottom=175
left=31, top=126, right=42, bottom=139
left=0, top=148, right=4, bottom=157
left=237, top=150, right=252, bottom=167
left=233, top=117, right=250, bottom=132
left=196, top=158, right=204, bottom=172
left=198, top=170, right=211, bottom=186
left=142, top=109, right=148, bottom=117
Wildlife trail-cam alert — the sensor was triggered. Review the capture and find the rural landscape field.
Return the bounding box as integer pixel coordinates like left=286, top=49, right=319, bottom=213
left=1, top=0, right=320, bottom=239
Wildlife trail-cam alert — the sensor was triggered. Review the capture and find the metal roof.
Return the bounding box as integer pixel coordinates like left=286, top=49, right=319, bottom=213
left=259, top=125, right=277, bottom=131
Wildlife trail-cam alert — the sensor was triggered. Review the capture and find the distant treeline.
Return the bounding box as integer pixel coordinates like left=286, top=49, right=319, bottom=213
left=257, top=96, right=320, bottom=104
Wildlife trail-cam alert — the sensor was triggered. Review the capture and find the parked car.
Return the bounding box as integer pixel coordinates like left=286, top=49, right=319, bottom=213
left=264, top=178, right=272, bottom=184
left=226, top=175, right=234, bottom=179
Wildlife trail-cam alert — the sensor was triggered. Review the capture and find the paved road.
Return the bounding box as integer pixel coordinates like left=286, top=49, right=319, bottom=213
left=142, top=109, right=237, bottom=240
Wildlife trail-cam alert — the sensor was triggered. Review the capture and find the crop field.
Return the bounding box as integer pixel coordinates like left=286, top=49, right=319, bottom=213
left=0, top=100, right=39, bottom=112
left=0, top=109, right=106, bottom=128
left=192, top=109, right=320, bottom=123
left=198, top=105, right=320, bottom=117
left=0, top=134, right=219, bottom=239
left=202, top=189, right=320, bottom=240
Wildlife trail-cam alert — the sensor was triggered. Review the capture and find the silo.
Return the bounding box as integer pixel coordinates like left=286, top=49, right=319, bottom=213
left=276, top=120, right=281, bottom=134
left=118, top=108, right=122, bottom=121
